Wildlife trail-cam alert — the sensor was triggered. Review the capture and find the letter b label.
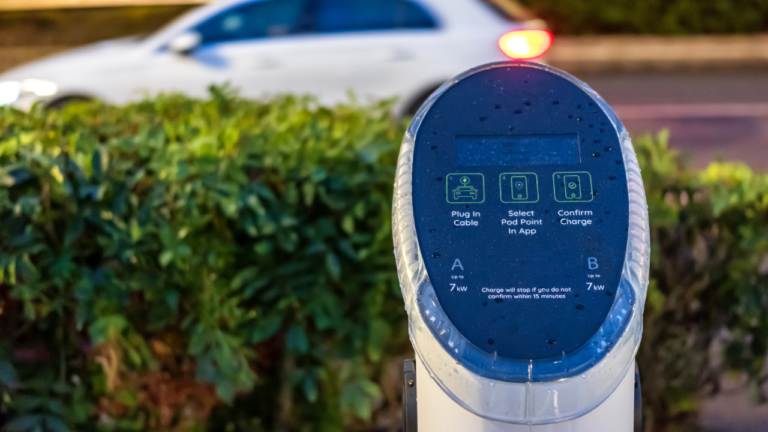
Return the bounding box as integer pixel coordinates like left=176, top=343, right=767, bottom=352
left=588, top=257, right=599, bottom=270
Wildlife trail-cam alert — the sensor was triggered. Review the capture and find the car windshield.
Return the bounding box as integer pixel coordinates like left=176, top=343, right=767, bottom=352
left=315, top=0, right=436, bottom=33
left=196, top=0, right=312, bottom=45
left=194, top=0, right=436, bottom=45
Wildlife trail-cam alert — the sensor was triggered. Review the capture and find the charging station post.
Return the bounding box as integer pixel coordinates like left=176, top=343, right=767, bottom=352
left=393, top=62, right=649, bottom=431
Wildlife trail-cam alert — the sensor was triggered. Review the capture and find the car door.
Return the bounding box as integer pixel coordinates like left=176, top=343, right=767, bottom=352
left=206, top=0, right=444, bottom=106
left=131, top=0, right=443, bottom=105
left=131, top=0, right=316, bottom=101
left=298, top=0, right=443, bottom=105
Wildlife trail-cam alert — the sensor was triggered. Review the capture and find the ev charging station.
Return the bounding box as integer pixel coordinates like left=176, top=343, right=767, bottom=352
left=392, top=62, right=650, bottom=431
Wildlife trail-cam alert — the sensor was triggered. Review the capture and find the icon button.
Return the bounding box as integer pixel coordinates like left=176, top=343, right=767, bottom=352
left=512, top=176, right=528, bottom=200
left=553, top=172, right=594, bottom=203
left=500, top=173, right=539, bottom=203
left=447, top=173, right=485, bottom=204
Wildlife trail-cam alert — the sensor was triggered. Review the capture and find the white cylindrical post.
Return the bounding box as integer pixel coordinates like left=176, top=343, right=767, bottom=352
left=417, top=357, right=635, bottom=432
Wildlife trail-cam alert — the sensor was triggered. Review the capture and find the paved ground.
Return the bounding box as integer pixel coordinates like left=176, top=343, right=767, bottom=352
left=697, top=376, right=768, bottom=432
left=581, top=71, right=768, bottom=170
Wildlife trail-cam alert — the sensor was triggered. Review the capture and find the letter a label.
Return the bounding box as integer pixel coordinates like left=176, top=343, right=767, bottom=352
left=451, top=259, right=464, bottom=271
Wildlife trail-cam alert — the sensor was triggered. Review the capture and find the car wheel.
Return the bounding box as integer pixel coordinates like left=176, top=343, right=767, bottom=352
left=47, top=96, right=92, bottom=110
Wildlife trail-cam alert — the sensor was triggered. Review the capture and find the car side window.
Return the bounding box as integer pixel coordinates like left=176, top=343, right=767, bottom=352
left=315, top=0, right=437, bottom=33
left=196, top=0, right=312, bottom=45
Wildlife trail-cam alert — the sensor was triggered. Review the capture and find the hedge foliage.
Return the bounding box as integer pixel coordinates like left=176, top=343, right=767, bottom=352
left=520, top=0, right=768, bottom=35
left=634, top=130, right=768, bottom=430
left=0, top=6, right=193, bottom=47
left=0, top=90, right=407, bottom=432
left=0, top=91, right=767, bottom=432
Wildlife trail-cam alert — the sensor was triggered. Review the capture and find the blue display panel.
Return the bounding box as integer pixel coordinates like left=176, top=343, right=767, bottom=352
left=455, top=134, right=580, bottom=166
left=412, top=66, right=630, bottom=362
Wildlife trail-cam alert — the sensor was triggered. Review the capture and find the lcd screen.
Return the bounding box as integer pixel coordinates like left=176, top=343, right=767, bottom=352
left=455, top=134, right=581, bottom=166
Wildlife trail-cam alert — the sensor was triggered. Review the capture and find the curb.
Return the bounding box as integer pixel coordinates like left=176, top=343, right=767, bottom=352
left=548, top=34, right=768, bottom=73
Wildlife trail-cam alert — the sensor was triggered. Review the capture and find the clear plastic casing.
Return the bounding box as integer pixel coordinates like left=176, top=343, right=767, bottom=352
left=392, top=62, right=650, bottom=424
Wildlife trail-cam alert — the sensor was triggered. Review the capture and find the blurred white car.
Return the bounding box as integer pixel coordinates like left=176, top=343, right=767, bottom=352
left=0, top=0, right=551, bottom=115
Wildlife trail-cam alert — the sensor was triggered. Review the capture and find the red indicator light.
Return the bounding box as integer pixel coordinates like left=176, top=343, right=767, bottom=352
left=498, top=29, right=553, bottom=60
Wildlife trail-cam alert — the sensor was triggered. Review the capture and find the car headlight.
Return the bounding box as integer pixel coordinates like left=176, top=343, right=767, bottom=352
left=23, top=79, right=58, bottom=97
left=0, top=81, right=22, bottom=106
left=0, top=79, right=59, bottom=106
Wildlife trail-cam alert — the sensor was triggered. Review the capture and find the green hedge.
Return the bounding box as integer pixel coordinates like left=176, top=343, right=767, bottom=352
left=520, top=0, right=768, bottom=35
left=0, top=90, right=407, bottom=432
left=0, top=91, right=767, bottom=432
left=634, top=130, right=768, bottom=430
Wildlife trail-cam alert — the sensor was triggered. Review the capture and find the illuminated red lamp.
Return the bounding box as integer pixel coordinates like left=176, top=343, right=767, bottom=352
left=498, top=29, right=553, bottom=60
